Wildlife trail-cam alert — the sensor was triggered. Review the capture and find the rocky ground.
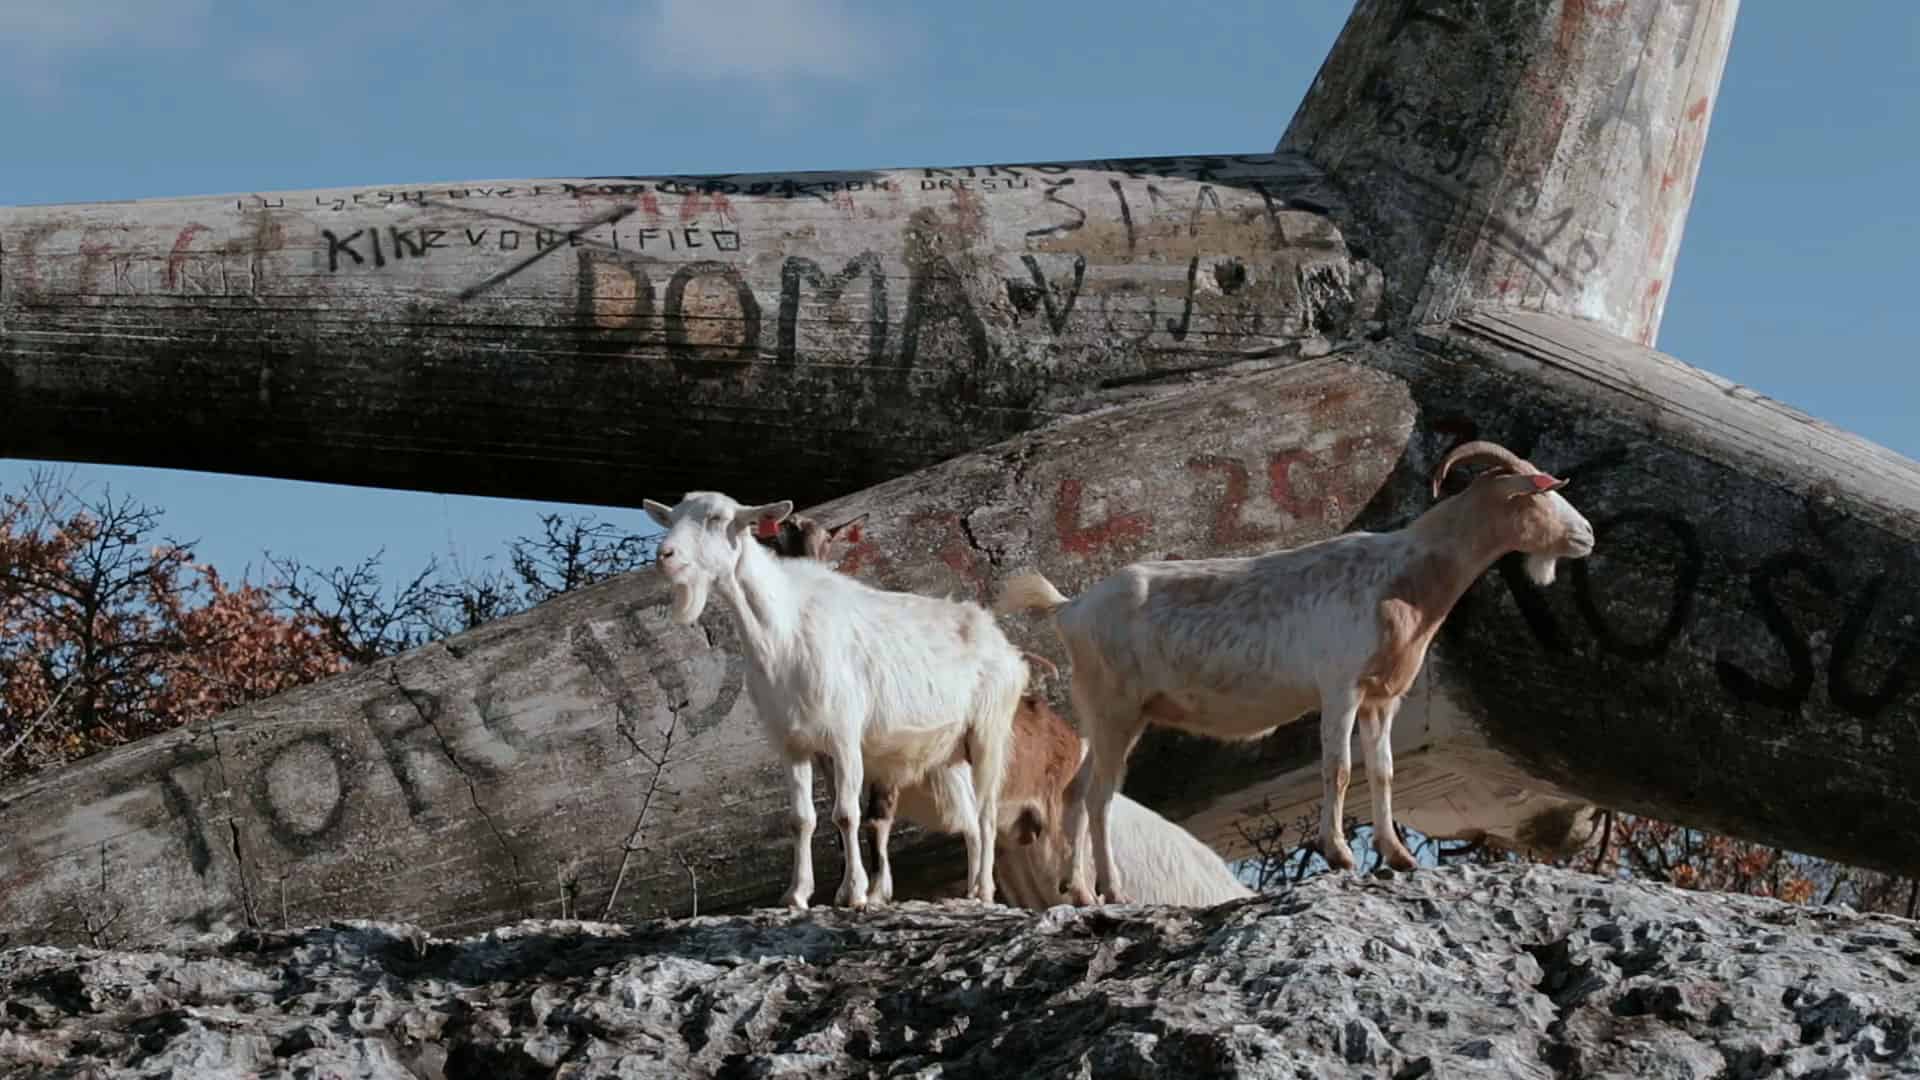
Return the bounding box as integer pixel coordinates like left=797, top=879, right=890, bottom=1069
left=1, top=863, right=1915, bottom=1078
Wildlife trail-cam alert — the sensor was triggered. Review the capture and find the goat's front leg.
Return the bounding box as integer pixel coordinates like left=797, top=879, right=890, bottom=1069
left=1317, top=686, right=1364, bottom=872
left=783, top=758, right=817, bottom=910
left=863, top=784, right=898, bottom=906
left=1359, top=697, right=1417, bottom=872
left=827, top=741, right=871, bottom=909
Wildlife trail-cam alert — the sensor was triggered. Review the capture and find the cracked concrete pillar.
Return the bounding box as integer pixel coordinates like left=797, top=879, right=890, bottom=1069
left=1283, top=0, right=1739, bottom=345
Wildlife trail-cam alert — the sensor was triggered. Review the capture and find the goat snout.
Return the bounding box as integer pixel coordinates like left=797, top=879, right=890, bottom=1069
left=658, top=544, right=677, bottom=563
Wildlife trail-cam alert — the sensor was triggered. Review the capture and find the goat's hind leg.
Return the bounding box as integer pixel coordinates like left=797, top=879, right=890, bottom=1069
left=1359, top=696, right=1417, bottom=871
left=1079, top=686, right=1148, bottom=905
left=1317, top=686, right=1365, bottom=872
left=863, top=783, right=899, bottom=906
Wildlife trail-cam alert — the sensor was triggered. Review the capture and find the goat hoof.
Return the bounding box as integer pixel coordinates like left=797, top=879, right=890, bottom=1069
left=1383, top=848, right=1418, bottom=873
left=782, top=892, right=811, bottom=912
left=1323, top=843, right=1358, bottom=872
left=1065, top=885, right=1098, bottom=907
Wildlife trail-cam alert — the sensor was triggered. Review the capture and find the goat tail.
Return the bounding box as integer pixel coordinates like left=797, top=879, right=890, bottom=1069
left=1021, top=650, right=1060, bottom=682
left=995, top=571, right=1072, bottom=617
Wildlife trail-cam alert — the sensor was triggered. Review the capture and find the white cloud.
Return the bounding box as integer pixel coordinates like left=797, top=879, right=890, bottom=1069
left=0, top=0, right=212, bottom=52
left=642, top=0, right=916, bottom=83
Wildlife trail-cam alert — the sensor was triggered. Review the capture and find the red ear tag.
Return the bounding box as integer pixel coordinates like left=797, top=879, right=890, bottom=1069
left=754, top=517, right=779, bottom=539
left=1529, top=474, right=1560, bottom=491
left=845, top=523, right=863, bottom=543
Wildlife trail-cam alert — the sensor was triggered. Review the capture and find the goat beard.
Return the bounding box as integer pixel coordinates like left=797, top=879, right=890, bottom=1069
left=1524, top=553, right=1559, bottom=587
left=670, top=578, right=711, bottom=625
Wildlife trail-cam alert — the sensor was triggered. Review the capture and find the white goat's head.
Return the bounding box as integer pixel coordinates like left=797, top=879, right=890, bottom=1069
left=642, top=491, right=793, bottom=624
left=1430, top=440, right=1595, bottom=586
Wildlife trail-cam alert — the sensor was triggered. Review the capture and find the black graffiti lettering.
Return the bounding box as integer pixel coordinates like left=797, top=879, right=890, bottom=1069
left=361, top=686, right=497, bottom=820
left=388, top=227, right=426, bottom=259
left=500, top=230, right=520, bottom=251
left=1537, top=206, right=1576, bottom=248
left=1386, top=0, right=1469, bottom=41
left=1025, top=178, right=1086, bottom=239
left=1164, top=256, right=1201, bottom=341
left=249, top=734, right=353, bottom=852
left=575, top=250, right=657, bottom=354
left=1714, top=553, right=1832, bottom=711
left=465, top=228, right=488, bottom=246
left=664, top=260, right=763, bottom=375
left=1570, top=238, right=1603, bottom=275
left=1569, top=511, right=1703, bottom=661
left=1827, top=574, right=1920, bottom=721
left=625, top=608, right=744, bottom=740
left=368, top=226, right=385, bottom=268
left=1498, top=554, right=1573, bottom=653
left=899, top=255, right=989, bottom=374
left=1188, top=185, right=1224, bottom=234
left=155, top=747, right=220, bottom=877
left=713, top=231, right=741, bottom=251
left=1009, top=254, right=1086, bottom=335
left=776, top=253, right=887, bottom=367
left=1108, top=179, right=1137, bottom=251
left=321, top=229, right=364, bottom=272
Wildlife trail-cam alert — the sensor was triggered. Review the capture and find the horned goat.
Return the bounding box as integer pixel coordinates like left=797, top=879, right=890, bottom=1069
left=644, top=492, right=1023, bottom=909
left=997, top=441, right=1595, bottom=904
left=764, top=513, right=1251, bottom=909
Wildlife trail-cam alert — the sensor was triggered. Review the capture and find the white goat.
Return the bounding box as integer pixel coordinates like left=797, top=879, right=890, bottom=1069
left=762, top=514, right=1251, bottom=909
left=997, top=441, right=1595, bottom=903
left=645, top=491, right=1024, bottom=909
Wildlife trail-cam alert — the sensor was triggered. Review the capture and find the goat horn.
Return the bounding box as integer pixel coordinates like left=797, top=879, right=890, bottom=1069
left=827, top=511, right=870, bottom=535
left=1430, top=440, right=1535, bottom=499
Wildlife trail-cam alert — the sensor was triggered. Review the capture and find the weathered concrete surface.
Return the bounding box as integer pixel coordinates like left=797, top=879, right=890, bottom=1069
left=0, top=356, right=1425, bottom=947
left=1285, top=0, right=1739, bottom=343
left=11, top=309, right=1920, bottom=948
left=0, top=153, right=1363, bottom=509
left=5, top=864, right=1918, bottom=1079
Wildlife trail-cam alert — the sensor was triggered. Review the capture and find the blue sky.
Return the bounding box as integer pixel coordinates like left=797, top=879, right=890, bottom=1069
left=2, top=2, right=1915, bottom=587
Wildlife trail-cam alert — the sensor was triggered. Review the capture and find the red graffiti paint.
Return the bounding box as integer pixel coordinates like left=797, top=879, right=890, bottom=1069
left=638, top=191, right=664, bottom=221
left=835, top=537, right=891, bottom=579
left=1054, top=478, right=1152, bottom=558
left=1268, top=436, right=1378, bottom=524
left=165, top=224, right=211, bottom=289
left=1187, top=456, right=1276, bottom=548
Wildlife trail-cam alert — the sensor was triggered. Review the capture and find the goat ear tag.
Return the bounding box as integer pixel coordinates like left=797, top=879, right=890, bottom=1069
left=1529, top=474, right=1562, bottom=491
left=754, top=517, right=780, bottom=540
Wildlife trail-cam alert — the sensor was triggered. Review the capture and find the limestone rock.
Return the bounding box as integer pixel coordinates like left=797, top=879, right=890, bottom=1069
left=2, top=864, right=1916, bottom=1078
